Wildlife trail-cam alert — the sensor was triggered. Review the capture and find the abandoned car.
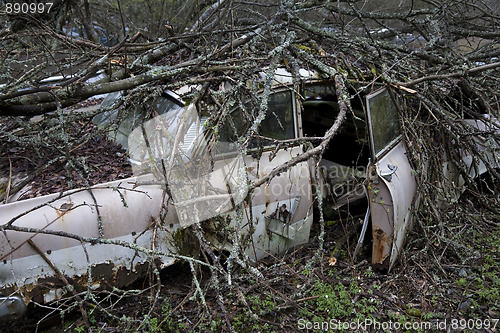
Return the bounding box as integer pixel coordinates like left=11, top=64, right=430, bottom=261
left=0, top=69, right=498, bottom=321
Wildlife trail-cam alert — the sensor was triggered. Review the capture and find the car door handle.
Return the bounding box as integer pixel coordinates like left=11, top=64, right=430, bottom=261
left=380, top=164, right=397, bottom=182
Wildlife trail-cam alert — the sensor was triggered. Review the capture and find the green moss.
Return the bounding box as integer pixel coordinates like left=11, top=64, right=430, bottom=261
left=171, top=228, right=198, bottom=257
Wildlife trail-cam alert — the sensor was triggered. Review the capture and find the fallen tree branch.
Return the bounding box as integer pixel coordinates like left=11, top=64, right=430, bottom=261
left=401, top=61, right=500, bottom=87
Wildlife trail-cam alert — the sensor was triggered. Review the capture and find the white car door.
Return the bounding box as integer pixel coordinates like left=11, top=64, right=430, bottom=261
left=209, top=90, right=313, bottom=260
left=365, top=88, right=417, bottom=271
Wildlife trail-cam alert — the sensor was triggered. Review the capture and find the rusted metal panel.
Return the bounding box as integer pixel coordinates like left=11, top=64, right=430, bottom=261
left=366, top=163, right=394, bottom=271
left=366, top=89, right=418, bottom=271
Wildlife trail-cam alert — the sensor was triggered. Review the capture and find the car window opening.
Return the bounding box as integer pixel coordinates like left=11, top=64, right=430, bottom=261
left=302, top=85, right=369, bottom=168
left=301, top=84, right=370, bottom=219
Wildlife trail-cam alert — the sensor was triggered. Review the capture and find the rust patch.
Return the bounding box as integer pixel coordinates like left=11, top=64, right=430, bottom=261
left=372, top=227, right=391, bottom=270
left=367, top=163, right=395, bottom=270
left=52, top=203, right=74, bottom=227
left=54, top=202, right=74, bottom=219
left=372, top=255, right=390, bottom=272
left=6, top=260, right=165, bottom=305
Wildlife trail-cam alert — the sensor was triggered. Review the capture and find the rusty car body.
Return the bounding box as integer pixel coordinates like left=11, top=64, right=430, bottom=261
left=0, top=68, right=498, bottom=321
